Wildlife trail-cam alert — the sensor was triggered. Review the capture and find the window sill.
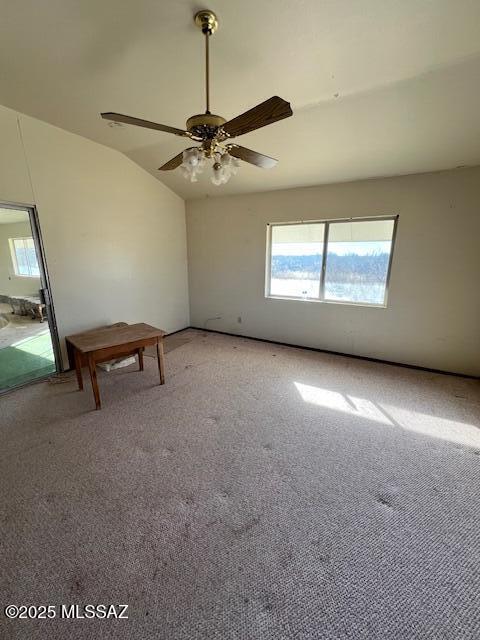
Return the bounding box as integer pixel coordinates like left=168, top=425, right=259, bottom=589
left=12, top=274, right=39, bottom=279
left=265, top=294, right=387, bottom=309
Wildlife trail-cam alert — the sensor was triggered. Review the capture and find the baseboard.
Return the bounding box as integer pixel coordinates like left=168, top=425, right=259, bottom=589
left=166, top=326, right=191, bottom=337
left=188, top=326, right=478, bottom=380
left=14, top=325, right=477, bottom=382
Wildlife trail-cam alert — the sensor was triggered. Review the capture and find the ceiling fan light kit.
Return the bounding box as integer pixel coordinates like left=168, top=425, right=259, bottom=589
left=101, top=10, right=293, bottom=186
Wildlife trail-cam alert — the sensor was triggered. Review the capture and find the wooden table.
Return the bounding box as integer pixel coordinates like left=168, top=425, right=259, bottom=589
left=65, top=323, right=166, bottom=410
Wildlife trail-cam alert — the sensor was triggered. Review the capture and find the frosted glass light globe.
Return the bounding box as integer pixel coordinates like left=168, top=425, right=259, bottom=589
left=182, top=148, right=202, bottom=167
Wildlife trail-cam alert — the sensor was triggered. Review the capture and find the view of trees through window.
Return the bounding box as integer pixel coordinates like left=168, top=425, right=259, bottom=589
left=269, top=218, right=396, bottom=305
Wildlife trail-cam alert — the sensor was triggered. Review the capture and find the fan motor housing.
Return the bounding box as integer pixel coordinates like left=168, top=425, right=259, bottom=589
left=186, top=113, right=226, bottom=139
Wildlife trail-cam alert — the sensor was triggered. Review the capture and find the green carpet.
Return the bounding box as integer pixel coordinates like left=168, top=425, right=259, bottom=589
left=0, top=331, right=56, bottom=390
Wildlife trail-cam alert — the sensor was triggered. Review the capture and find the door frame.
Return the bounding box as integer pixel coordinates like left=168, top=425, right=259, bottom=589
left=0, top=200, right=62, bottom=385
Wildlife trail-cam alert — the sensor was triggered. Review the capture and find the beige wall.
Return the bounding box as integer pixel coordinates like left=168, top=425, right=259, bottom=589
left=1, top=100, right=478, bottom=376
left=0, top=104, right=190, bottom=367
left=0, top=221, right=41, bottom=296
left=186, top=168, right=480, bottom=376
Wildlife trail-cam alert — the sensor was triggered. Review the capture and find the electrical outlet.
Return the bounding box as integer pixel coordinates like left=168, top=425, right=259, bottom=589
left=237, top=316, right=242, bottom=324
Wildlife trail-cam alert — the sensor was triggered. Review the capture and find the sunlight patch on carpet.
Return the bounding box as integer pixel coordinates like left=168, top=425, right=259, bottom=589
left=294, top=382, right=393, bottom=425
left=294, top=381, right=480, bottom=448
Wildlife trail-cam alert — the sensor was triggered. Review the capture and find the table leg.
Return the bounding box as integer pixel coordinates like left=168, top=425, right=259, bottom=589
left=138, top=347, right=144, bottom=371
left=156, top=338, right=165, bottom=385
left=88, top=353, right=101, bottom=410
left=74, top=349, right=83, bottom=391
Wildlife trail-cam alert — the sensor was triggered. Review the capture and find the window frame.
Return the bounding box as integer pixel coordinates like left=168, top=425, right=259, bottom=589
left=9, top=236, right=40, bottom=278
left=265, top=214, right=399, bottom=308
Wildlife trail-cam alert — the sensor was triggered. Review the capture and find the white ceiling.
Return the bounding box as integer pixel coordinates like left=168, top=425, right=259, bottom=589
left=0, top=208, right=29, bottom=225
left=1, top=0, right=479, bottom=199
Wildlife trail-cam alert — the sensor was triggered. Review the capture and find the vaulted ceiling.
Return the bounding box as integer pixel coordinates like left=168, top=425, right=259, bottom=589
left=1, top=0, right=480, bottom=199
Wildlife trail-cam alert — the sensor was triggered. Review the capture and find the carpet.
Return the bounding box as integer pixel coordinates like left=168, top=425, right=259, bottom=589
left=0, top=330, right=55, bottom=389
left=0, top=329, right=479, bottom=639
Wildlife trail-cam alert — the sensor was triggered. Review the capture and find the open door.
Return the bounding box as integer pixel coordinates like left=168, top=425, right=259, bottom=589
left=0, top=202, right=61, bottom=392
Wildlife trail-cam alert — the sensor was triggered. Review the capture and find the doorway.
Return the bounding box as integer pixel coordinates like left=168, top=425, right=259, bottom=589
left=0, top=203, right=60, bottom=391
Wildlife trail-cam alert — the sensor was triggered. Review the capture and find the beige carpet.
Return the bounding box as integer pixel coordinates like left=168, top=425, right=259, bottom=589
left=1, top=329, right=479, bottom=639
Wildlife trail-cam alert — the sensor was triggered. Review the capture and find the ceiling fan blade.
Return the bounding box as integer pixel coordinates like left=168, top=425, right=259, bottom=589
left=222, top=96, right=292, bottom=138
left=158, top=152, right=185, bottom=171
left=228, top=145, right=278, bottom=169
left=101, top=112, right=190, bottom=137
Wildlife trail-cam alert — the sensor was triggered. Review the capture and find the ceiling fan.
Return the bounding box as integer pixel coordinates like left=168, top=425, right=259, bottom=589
left=101, top=9, right=293, bottom=185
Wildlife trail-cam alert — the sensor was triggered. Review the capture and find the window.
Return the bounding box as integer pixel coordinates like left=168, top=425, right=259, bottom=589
left=9, top=237, right=40, bottom=277
left=269, top=222, right=325, bottom=299
left=266, top=216, right=397, bottom=307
